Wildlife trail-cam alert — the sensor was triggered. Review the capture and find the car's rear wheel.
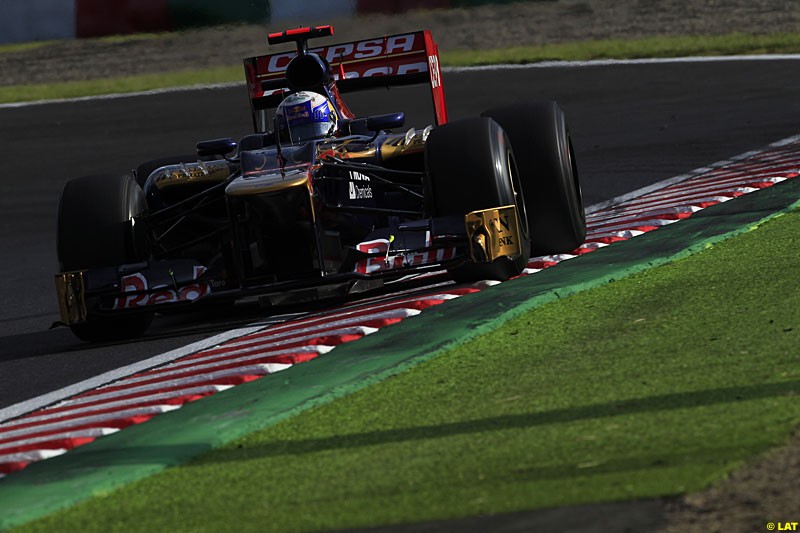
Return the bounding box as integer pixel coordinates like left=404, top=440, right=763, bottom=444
left=425, top=117, right=530, bottom=282
left=482, top=101, right=585, bottom=255
left=57, top=174, right=153, bottom=341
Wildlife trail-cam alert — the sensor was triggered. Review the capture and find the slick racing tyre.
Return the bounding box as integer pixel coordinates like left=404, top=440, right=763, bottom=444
left=57, top=174, right=153, bottom=341
left=425, top=117, right=530, bottom=282
left=482, top=101, right=586, bottom=255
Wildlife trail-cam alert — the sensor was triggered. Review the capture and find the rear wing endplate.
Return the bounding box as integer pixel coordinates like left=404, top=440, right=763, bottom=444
left=243, top=29, right=447, bottom=130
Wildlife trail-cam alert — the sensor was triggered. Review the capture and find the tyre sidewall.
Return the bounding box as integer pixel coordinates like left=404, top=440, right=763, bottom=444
left=58, top=174, right=147, bottom=271
left=482, top=101, right=586, bottom=255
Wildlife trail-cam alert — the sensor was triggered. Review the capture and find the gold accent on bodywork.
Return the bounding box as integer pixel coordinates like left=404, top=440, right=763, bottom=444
left=151, top=160, right=232, bottom=190
left=225, top=169, right=309, bottom=196
left=55, top=271, right=87, bottom=324
left=319, top=139, right=377, bottom=160
left=379, top=129, right=429, bottom=160
left=465, top=205, right=522, bottom=263
left=317, top=128, right=431, bottom=162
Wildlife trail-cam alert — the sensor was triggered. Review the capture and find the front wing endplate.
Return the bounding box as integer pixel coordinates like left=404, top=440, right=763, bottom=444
left=55, top=271, right=87, bottom=325
left=465, top=205, right=522, bottom=263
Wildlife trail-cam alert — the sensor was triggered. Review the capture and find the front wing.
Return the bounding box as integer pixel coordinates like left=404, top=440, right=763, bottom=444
left=54, top=205, right=521, bottom=325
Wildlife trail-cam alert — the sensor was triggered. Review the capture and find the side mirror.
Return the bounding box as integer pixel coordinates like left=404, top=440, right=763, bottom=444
left=366, top=112, right=405, bottom=132
left=196, top=138, right=238, bottom=158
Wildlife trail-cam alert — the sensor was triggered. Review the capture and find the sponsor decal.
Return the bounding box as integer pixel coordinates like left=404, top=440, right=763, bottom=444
left=354, top=238, right=455, bottom=274
left=254, top=32, right=429, bottom=99
left=465, top=206, right=521, bottom=262
left=260, top=60, right=428, bottom=98
left=114, top=266, right=210, bottom=309
left=264, top=33, right=420, bottom=74
left=492, top=213, right=515, bottom=247
left=338, top=62, right=428, bottom=79
left=349, top=170, right=370, bottom=182
left=347, top=170, right=373, bottom=200
left=348, top=182, right=373, bottom=200
left=428, top=54, right=441, bottom=89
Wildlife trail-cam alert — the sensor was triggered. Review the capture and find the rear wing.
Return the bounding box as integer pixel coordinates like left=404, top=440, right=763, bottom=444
left=243, top=29, right=447, bottom=132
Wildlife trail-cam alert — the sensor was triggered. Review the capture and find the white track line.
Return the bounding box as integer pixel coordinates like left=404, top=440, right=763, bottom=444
left=2, top=55, right=800, bottom=110
left=0, top=324, right=266, bottom=423
left=585, top=133, right=800, bottom=214
left=0, top=294, right=463, bottom=425
left=0, top=82, right=243, bottom=109
left=445, top=54, right=800, bottom=73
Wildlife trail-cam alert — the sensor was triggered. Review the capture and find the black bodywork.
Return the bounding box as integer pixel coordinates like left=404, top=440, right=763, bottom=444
left=132, top=123, right=460, bottom=304
left=54, top=25, right=539, bottom=338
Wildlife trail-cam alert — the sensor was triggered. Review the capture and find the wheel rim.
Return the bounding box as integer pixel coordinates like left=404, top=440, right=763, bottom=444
left=507, top=148, right=530, bottom=243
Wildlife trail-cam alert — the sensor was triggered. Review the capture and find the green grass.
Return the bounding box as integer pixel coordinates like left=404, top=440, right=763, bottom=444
left=2, top=32, right=800, bottom=104
left=0, top=66, right=243, bottom=104
left=93, top=32, right=167, bottom=44
left=0, top=31, right=165, bottom=55
left=0, top=41, right=51, bottom=54
left=442, top=32, right=800, bottom=65
left=14, top=209, right=800, bottom=532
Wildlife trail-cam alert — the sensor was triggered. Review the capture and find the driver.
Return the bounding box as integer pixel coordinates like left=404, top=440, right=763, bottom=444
left=274, top=91, right=338, bottom=144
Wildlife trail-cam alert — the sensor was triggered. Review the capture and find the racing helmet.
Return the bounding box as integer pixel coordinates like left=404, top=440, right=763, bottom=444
left=274, top=91, right=338, bottom=143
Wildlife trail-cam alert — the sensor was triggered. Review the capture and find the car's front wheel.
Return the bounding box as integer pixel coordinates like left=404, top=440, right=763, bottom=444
left=425, top=117, right=530, bottom=282
left=57, top=174, right=153, bottom=341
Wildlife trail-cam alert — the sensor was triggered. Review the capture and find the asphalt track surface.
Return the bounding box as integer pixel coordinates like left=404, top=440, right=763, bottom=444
left=1, top=58, right=799, bottom=414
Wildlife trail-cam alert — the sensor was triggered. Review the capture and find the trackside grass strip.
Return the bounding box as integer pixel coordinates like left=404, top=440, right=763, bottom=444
left=441, top=32, right=800, bottom=66
left=13, top=207, right=800, bottom=532
left=0, top=66, right=243, bottom=104
left=2, top=32, right=800, bottom=104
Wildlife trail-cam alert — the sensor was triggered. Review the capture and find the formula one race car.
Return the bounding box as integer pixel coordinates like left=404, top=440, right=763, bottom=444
left=55, top=25, right=585, bottom=341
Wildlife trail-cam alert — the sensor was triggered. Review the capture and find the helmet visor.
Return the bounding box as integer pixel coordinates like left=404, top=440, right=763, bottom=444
left=281, top=121, right=334, bottom=143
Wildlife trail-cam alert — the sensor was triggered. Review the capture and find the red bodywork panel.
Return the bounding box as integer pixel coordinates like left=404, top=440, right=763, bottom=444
left=267, top=25, right=334, bottom=45
left=244, top=29, right=448, bottom=130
